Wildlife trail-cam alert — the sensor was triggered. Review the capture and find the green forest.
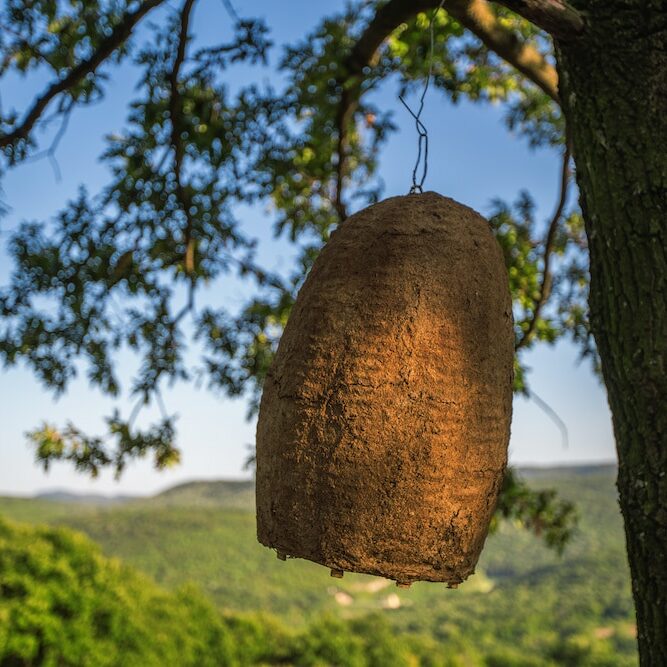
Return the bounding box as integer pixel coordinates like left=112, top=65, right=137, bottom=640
left=0, top=466, right=636, bottom=666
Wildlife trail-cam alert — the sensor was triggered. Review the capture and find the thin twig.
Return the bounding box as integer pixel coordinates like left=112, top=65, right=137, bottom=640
left=515, top=137, right=572, bottom=350
left=155, top=388, right=170, bottom=420
left=128, top=395, right=145, bottom=429
left=529, top=389, right=569, bottom=450
left=173, top=281, right=196, bottom=324
left=219, top=0, right=240, bottom=22
left=23, top=99, right=75, bottom=181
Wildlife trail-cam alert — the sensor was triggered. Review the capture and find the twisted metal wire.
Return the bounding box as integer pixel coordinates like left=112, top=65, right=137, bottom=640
left=398, top=0, right=446, bottom=194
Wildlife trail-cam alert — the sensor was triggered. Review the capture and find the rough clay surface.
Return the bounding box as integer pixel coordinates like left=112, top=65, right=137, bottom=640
left=256, top=192, right=514, bottom=585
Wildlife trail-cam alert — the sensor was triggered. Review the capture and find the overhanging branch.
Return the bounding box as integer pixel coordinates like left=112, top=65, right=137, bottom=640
left=168, top=0, right=197, bottom=276
left=447, top=0, right=559, bottom=102
left=498, top=0, right=584, bottom=38
left=334, top=0, right=569, bottom=207
left=516, top=138, right=572, bottom=350
left=347, top=0, right=563, bottom=102
left=0, top=0, right=166, bottom=150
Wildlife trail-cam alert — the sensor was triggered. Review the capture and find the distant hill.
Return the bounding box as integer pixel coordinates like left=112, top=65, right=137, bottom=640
left=151, top=479, right=254, bottom=509
left=2, top=479, right=254, bottom=510
left=518, top=462, right=617, bottom=478
left=35, top=490, right=136, bottom=505
left=0, top=464, right=636, bottom=665
left=6, top=464, right=619, bottom=511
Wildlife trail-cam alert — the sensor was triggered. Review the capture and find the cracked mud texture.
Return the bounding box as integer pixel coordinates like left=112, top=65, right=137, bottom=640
left=256, top=192, right=514, bottom=585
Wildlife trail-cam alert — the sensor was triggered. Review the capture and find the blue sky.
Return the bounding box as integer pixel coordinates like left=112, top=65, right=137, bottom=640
left=0, top=0, right=615, bottom=496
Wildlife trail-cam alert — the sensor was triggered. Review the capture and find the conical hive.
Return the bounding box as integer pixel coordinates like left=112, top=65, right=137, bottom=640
left=256, top=192, right=513, bottom=587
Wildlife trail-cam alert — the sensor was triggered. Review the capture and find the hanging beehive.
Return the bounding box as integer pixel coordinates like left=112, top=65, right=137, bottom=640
left=255, top=192, right=513, bottom=587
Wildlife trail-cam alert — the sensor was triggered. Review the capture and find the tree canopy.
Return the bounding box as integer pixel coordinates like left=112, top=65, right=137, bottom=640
left=0, top=0, right=590, bottom=543
left=0, top=514, right=441, bottom=666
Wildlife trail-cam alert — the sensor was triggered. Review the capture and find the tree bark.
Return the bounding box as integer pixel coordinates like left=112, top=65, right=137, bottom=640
left=556, top=2, right=667, bottom=663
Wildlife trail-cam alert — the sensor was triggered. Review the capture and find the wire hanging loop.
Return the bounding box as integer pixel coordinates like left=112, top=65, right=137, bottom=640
left=398, top=0, right=445, bottom=195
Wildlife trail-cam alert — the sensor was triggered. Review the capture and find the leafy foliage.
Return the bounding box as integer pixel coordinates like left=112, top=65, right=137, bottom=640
left=0, top=467, right=636, bottom=666
left=0, top=513, right=437, bottom=666
left=0, top=514, right=289, bottom=666
left=0, top=513, right=503, bottom=666
left=488, top=192, right=593, bottom=391
left=490, top=467, right=577, bottom=553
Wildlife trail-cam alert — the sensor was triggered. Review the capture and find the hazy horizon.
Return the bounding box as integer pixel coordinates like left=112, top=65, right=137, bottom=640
left=0, top=460, right=619, bottom=500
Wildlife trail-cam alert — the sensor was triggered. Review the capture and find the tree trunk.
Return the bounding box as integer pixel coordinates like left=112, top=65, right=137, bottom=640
left=556, top=3, right=667, bottom=663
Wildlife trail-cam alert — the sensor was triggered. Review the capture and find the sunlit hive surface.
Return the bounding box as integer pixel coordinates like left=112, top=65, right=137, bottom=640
left=256, top=192, right=514, bottom=586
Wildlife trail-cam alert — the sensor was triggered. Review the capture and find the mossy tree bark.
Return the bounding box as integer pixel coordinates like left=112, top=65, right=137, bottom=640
left=556, top=2, right=667, bottom=663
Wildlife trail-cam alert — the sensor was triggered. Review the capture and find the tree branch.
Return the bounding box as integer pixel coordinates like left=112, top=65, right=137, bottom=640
left=496, top=0, right=584, bottom=38
left=0, top=0, right=166, bottom=150
left=168, top=0, right=197, bottom=276
left=350, top=0, right=562, bottom=101
left=447, top=0, right=559, bottom=102
left=22, top=98, right=75, bottom=181
left=515, top=137, right=572, bottom=350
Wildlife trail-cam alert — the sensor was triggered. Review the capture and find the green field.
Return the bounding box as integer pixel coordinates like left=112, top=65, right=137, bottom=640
left=0, top=465, right=637, bottom=665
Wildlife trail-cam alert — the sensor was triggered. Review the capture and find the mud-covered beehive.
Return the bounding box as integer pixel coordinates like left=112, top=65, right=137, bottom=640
left=256, top=192, right=513, bottom=587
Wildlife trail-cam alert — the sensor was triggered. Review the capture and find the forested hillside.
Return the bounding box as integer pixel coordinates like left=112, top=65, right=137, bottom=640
left=0, top=466, right=636, bottom=665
